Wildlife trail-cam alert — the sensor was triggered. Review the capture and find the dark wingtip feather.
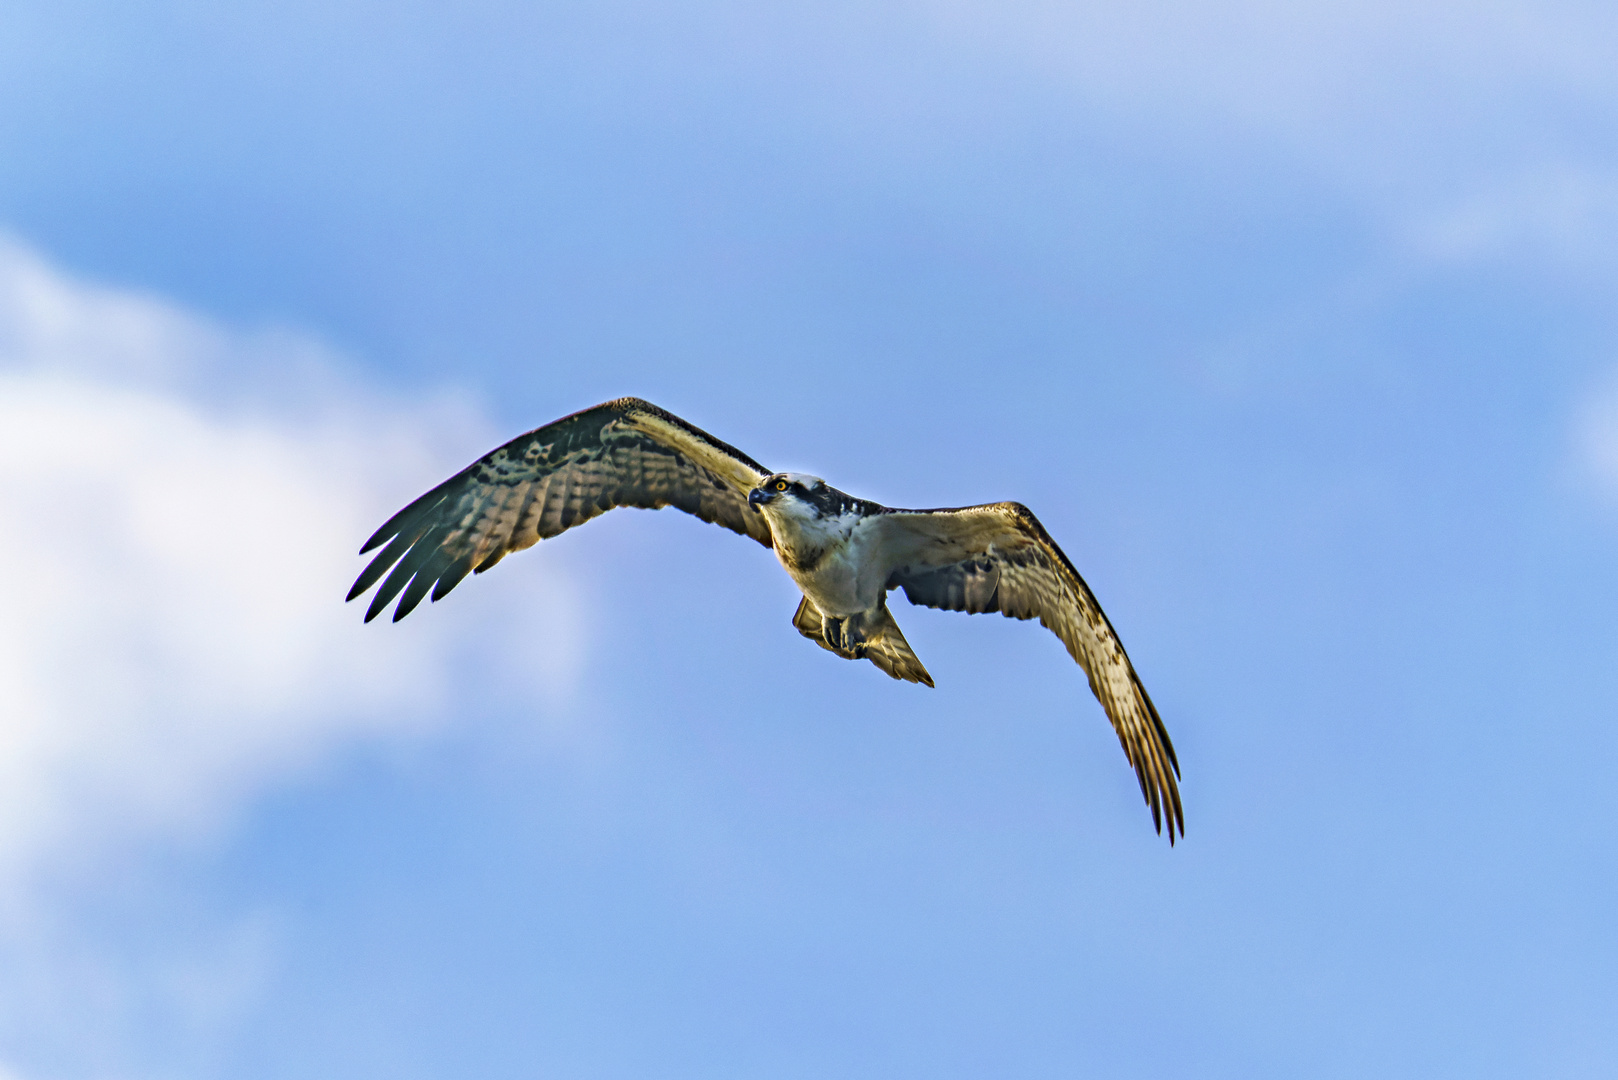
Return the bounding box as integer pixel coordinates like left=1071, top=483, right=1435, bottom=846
left=359, top=517, right=403, bottom=555
left=431, top=556, right=474, bottom=601
left=1159, top=781, right=1185, bottom=846
left=391, top=550, right=453, bottom=622
left=364, top=583, right=397, bottom=623
left=391, top=578, right=429, bottom=622
left=360, top=485, right=458, bottom=554
left=348, top=531, right=416, bottom=601
left=367, top=543, right=435, bottom=621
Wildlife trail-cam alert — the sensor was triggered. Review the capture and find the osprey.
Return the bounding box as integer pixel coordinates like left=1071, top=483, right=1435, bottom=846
left=349, top=398, right=1183, bottom=842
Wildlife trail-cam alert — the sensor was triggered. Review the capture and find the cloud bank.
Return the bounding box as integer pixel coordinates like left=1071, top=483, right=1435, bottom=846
left=0, top=237, right=584, bottom=901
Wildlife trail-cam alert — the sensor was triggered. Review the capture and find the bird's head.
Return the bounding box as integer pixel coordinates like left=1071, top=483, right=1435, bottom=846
left=748, top=473, right=827, bottom=520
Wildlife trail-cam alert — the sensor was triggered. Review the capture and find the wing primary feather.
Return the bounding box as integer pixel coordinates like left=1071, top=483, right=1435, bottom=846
left=363, top=582, right=397, bottom=624
left=430, top=555, right=476, bottom=601
left=347, top=530, right=417, bottom=602
left=365, top=530, right=445, bottom=622
left=392, top=547, right=456, bottom=622
left=358, top=485, right=457, bottom=554
left=1138, top=679, right=1181, bottom=776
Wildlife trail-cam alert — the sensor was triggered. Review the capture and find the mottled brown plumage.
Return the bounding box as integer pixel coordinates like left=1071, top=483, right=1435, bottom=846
left=348, top=398, right=771, bottom=623
left=880, top=504, right=1181, bottom=839
left=350, top=397, right=1182, bottom=842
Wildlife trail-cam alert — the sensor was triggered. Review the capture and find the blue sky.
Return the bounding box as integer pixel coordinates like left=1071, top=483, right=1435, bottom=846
left=1, top=1, right=1616, bottom=1076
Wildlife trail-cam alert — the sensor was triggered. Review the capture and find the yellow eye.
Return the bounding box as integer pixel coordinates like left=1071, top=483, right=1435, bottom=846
left=774, top=479, right=789, bottom=491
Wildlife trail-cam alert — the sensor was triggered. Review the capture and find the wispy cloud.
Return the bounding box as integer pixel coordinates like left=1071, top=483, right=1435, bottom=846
left=1577, top=371, right=1618, bottom=496
left=1411, top=164, right=1618, bottom=270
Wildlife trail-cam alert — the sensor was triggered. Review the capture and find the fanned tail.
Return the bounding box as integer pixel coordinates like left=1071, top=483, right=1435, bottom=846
left=791, top=598, right=934, bottom=687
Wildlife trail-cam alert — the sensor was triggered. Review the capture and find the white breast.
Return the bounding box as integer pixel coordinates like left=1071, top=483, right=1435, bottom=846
left=771, top=511, right=888, bottom=616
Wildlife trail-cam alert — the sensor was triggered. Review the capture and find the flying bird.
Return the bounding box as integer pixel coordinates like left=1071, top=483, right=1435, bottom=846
left=349, top=398, right=1182, bottom=841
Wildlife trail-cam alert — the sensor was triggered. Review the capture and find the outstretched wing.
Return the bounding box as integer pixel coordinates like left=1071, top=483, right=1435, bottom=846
left=349, top=397, right=773, bottom=623
left=875, top=503, right=1182, bottom=842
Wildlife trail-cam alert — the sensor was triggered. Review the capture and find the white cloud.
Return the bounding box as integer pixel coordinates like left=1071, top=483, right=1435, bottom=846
left=0, top=238, right=218, bottom=384
left=0, top=237, right=586, bottom=902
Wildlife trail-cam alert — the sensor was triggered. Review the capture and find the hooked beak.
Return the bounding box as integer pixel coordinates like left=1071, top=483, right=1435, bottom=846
left=748, top=487, right=774, bottom=511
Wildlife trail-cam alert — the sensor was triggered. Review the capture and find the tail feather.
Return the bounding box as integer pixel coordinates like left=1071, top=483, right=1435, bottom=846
left=791, top=597, right=934, bottom=687
left=862, top=611, right=934, bottom=686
